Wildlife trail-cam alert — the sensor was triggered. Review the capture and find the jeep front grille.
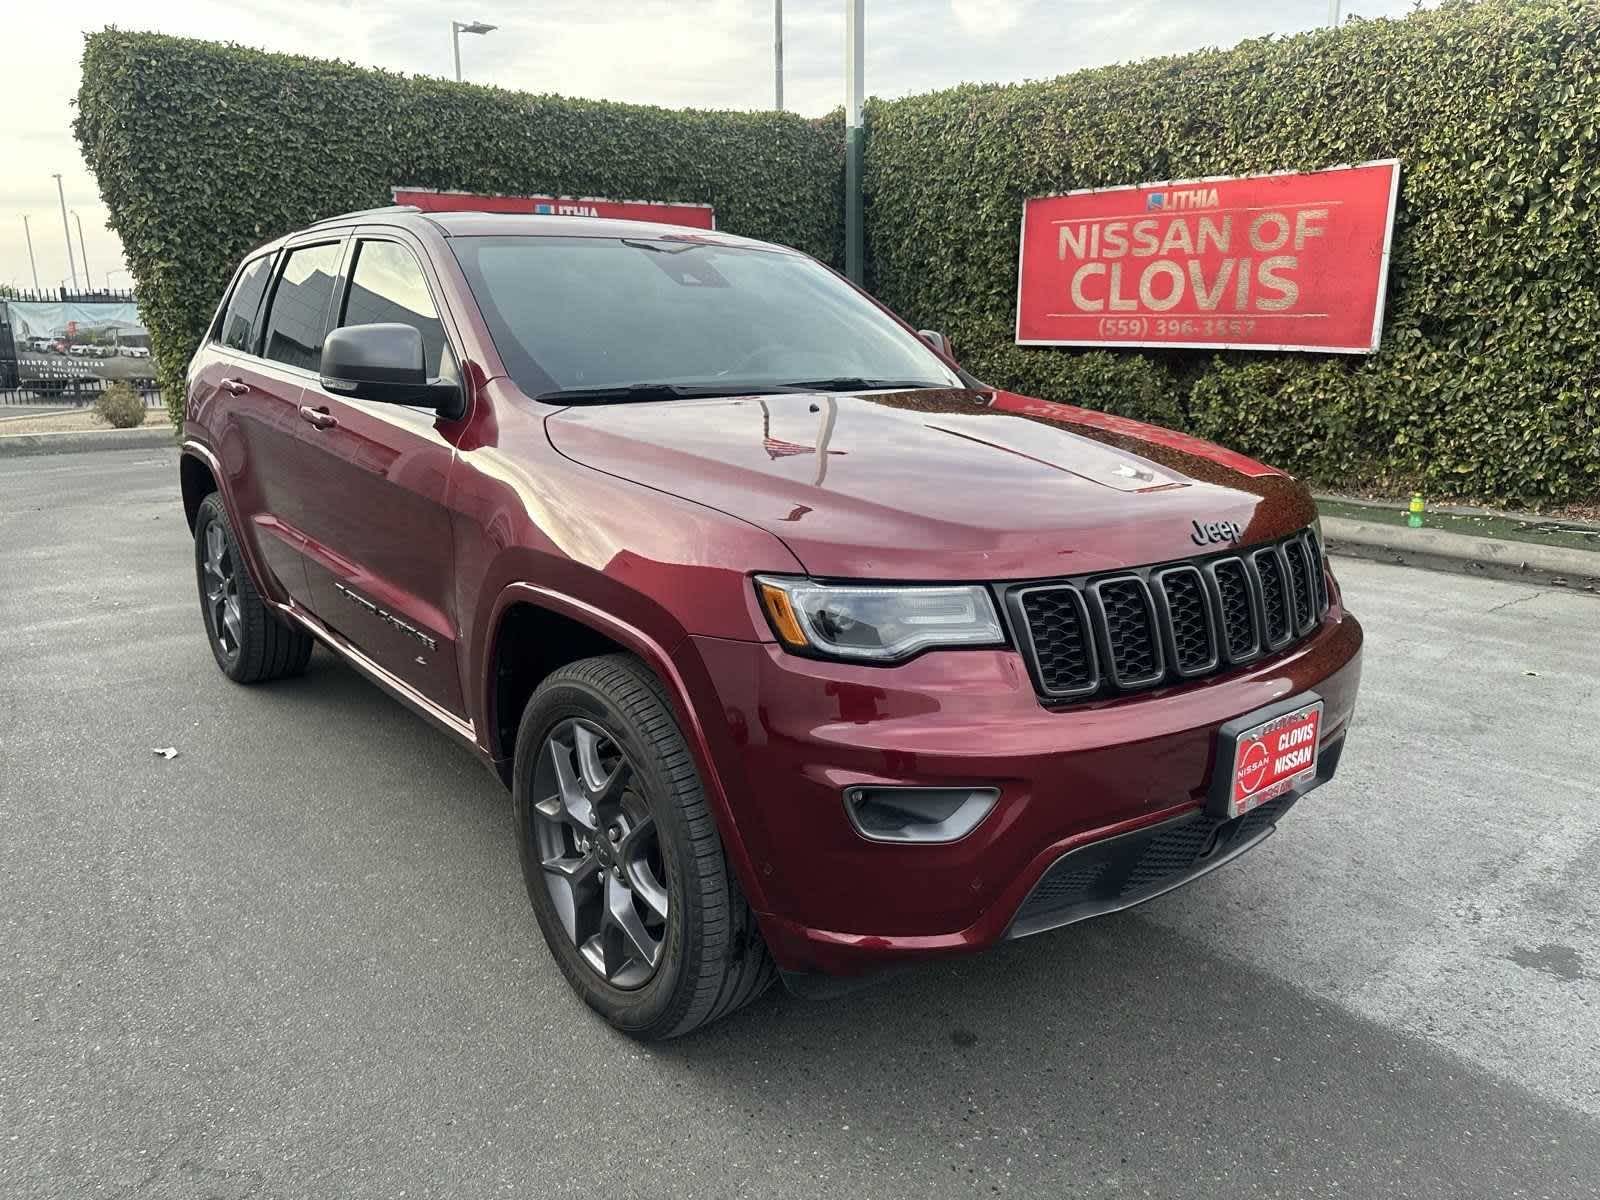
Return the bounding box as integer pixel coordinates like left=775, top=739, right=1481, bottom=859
left=1004, top=528, right=1329, bottom=703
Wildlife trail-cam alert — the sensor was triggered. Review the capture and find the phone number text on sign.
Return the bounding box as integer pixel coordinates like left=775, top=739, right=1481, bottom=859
left=1016, top=161, right=1399, bottom=354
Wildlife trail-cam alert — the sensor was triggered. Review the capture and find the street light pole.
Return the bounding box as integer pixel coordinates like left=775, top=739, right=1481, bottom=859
left=53, top=173, right=78, bottom=292
left=844, top=0, right=865, bottom=284
left=451, top=19, right=497, bottom=82
left=22, top=215, right=40, bottom=291
left=774, top=0, right=784, bottom=110
left=1329, top=1, right=1341, bottom=26
left=72, top=211, right=91, bottom=286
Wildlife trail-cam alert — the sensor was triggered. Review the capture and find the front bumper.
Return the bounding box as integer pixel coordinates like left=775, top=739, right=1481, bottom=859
left=683, top=603, right=1362, bottom=977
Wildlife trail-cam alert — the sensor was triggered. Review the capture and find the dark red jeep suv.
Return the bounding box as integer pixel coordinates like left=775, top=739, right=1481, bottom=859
left=179, top=207, right=1362, bottom=1038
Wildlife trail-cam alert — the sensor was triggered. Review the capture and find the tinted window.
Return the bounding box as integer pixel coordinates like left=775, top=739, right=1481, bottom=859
left=261, top=242, right=343, bottom=371
left=449, top=236, right=960, bottom=397
left=340, top=240, right=457, bottom=383
left=219, top=254, right=273, bottom=352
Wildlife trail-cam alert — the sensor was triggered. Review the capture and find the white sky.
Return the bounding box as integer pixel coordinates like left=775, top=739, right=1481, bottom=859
left=1, top=0, right=1424, bottom=291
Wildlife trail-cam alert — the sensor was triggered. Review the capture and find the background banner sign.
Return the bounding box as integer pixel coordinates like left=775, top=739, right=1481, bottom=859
left=1, top=298, right=153, bottom=392
left=1016, top=160, right=1400, bottom=354
left=392, top=187, right=716, bottom=230
left=5, top=301, right=146, bottom=342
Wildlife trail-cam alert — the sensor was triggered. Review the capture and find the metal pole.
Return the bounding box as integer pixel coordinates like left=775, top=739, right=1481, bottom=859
left=53, top=174, right=78, bottom=291
left=774, top=0, right=784, bottom=110
left=844, top=0, right=865, bottom=284
left=452, top=21, right=462, bottom=82
left=72, top=212, right=91, bottom=285
left=22, top=215, right=40, bottom=291
left=1329, top=0, right=1340, bottom=26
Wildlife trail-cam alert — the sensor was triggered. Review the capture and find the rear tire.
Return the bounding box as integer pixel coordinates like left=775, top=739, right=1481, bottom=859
left=512, top=654, right=774, bottom=1039
left=193, top=492, right=314, bottom=684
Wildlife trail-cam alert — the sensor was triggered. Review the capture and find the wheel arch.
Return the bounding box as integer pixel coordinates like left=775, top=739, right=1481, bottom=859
left=482, top=582, right=770, bottom=913
left=179, top=446, right=220, bottom=531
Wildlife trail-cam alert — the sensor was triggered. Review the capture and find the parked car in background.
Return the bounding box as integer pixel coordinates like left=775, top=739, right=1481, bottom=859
left=178, top=207, right=1363, bottom=1039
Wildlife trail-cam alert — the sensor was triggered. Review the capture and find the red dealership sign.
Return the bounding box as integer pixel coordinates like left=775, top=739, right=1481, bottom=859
left=391, top=187, right=716, bottom=230
left=1015, top=160, right=1400, bottom=354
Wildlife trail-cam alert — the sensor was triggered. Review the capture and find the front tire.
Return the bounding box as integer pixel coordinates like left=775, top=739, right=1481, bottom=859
left=193, top=492, right=313, bottom=684
left=512, top=654, right=774, bottom=1039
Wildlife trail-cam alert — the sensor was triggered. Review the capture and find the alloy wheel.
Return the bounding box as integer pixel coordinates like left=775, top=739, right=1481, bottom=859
left=531, top=718, right=670, bottom=989
left=202, top=521, right=243, bottom=660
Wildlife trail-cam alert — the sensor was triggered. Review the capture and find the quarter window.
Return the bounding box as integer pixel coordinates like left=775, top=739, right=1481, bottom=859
left=341, top=240, right=458, bottom=383
left=218, top=254, right=274, bottom=352
left=261, top=242, right=343, bottom=371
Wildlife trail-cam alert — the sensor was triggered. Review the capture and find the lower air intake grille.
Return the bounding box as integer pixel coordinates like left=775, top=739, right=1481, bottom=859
left=1008, top=795, right=1298, bottom=939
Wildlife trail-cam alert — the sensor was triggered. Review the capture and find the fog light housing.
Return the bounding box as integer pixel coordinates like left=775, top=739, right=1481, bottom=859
left=843, top=786, right=1000, bottom=844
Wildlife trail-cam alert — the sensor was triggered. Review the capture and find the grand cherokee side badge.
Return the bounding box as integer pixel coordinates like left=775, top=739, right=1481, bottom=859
left=334, top=582, right=439, bottom=651
left=1190, top=519, right=1243, bottom=546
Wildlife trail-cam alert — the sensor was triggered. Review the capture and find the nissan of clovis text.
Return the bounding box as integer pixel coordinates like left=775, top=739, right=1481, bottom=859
left=177, top=207, right=1362, bottom=1038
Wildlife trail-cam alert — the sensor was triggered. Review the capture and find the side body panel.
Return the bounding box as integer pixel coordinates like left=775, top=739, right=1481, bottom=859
left=290, top=229, right=473, bottom=717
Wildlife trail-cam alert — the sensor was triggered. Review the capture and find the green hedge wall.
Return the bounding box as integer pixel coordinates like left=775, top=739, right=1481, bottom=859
left=76, top=5, right=1600, bottom=505
left=864, top=0, right=1600, bottom=506
left=74, top=31, right=844, bottom=423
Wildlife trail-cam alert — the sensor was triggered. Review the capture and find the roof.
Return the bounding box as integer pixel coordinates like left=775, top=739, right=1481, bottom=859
left=418, top=210, right=774, bottom=248
left=238, top=209, right=789, bottom=273
left=303, top=204, right=775, bottom=249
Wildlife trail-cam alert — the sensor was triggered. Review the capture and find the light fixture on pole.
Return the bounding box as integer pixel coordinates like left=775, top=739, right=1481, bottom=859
left=844, top=0, right=864, bottom=284
left=53, top=173, right=78, bottom=291
left=774, top=0, right=784, bottom=110
left=71, top=211, right=91, bottom=285
left=451, top=19, right=497, bottom=82
left=22, top=214, right=40, bottom=291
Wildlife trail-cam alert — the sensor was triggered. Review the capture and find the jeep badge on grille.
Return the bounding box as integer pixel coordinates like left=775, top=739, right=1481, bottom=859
left=1190, top=519, right=1243, bottom=546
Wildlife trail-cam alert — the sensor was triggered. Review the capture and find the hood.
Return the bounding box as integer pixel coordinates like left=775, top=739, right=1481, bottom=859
left=544, top=387, right=1316, bottom=580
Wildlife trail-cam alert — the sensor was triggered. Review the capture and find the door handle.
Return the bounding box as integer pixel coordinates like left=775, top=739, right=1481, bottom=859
left=219, top=378, right=250, bottom=396
left=298, top=404, right=339, bottom=430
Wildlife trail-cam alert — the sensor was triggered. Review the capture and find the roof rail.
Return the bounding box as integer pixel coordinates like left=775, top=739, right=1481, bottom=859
left=307, top=204, right=422, bottom=227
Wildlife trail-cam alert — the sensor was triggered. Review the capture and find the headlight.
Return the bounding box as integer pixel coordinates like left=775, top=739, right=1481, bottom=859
left=754, top=576, right=1005, bottom=662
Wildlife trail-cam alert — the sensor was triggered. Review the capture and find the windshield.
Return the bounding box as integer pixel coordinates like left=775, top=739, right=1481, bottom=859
left=449, top=235, right=963, bottom=399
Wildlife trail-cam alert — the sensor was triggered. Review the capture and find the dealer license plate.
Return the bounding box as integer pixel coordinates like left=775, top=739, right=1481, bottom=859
left=1221, top=700, right=1323, bottom=818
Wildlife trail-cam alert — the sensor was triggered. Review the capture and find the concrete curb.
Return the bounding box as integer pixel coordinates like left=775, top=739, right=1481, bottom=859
left=0, top=427, right=177, bottom=458
left=1323, top=516, right=1600, bottom=593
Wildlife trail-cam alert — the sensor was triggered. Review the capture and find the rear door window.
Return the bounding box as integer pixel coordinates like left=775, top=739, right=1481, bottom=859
left=261, top=241, right=344, bottom=371
left=218, top=254, right=274, bottom=352
left=340, top=239, right=458, bottom=384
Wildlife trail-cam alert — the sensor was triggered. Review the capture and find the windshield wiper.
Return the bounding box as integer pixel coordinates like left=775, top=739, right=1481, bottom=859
left=535, top=382, right=776, bottom=404
left=773, top=377, right=948, bottom=393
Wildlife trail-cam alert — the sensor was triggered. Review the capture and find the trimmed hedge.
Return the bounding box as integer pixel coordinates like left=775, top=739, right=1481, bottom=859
left=74, top=31, right=844, bottom=424
left=864, top=0, right=1600, bottom=506
left=76, top=5, right=1600, bottom=505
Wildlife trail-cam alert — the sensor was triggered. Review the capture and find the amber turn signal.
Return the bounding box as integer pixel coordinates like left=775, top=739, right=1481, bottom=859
left=758, top=580, right=809, bottom=648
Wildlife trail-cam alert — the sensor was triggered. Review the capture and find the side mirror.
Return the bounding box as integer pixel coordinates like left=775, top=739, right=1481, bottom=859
left=918, top=329, right=954, bottom=359
left=320, top=323, right=464, bottom=419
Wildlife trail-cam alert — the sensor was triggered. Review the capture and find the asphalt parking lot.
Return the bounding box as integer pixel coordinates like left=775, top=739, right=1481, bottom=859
left=3, top=447, right=1598, bottom=1199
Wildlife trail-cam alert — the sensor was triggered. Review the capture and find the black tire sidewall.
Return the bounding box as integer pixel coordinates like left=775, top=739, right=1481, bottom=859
left=193, top=494, right=244, bottom=679
left=512, top=672, right=700, bottom=1036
